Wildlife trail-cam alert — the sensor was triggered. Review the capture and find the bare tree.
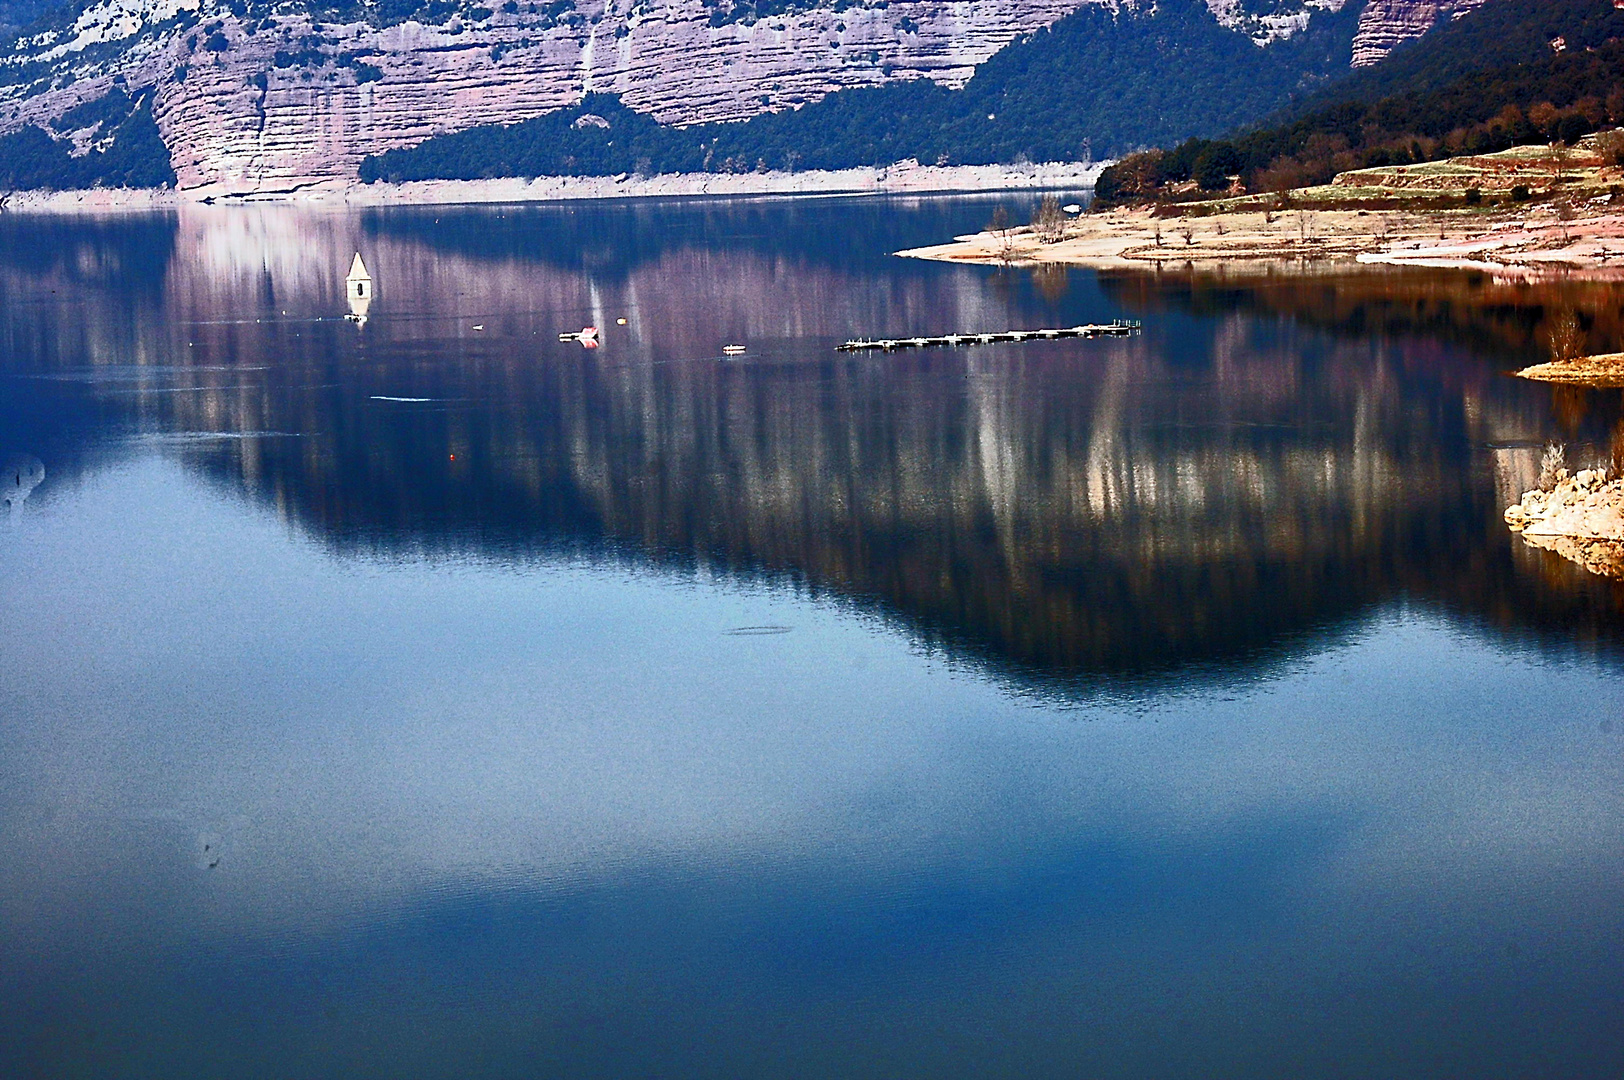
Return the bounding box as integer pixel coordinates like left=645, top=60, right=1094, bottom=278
left=1545, top=309, right=1586, bottom=361
left=987, top=206, right=1016, bottom=263
left=1595, top=129, right=1624, bottom=167
left=1555, top=198, right=1577, bottom=243
left=1030, top=194, right=1066, bottom=244
left=1550, top=140, right=1572, bottom=186
left=1539, top=442, right=1568, bottom=492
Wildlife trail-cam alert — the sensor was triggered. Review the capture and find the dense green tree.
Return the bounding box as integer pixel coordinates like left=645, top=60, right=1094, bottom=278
left=363, top=0, right=1362, bottom=181
left=1096, top=0, right=1624, bottom=204
left=0, top=91, right=176, bottom=191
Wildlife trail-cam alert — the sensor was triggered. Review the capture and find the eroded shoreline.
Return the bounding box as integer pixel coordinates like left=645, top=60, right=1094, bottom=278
left=898, top=205, right=1624, bottom=280
left=0, top=160, right=1107, bottom=214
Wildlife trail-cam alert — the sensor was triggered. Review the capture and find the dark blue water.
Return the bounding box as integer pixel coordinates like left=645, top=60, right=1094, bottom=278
left=2, top=196, right=1622, bottom=1079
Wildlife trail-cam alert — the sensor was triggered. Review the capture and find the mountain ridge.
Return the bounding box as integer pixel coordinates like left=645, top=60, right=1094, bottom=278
left=1092, top=0, right=1624, bottom=205
left=0, top=0, right=1495, bottom=191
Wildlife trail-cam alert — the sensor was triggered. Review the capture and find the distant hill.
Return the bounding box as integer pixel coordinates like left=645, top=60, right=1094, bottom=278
left=363, top=0, right=1365, bottom=182
left=1096, top=0, right=1624, bottom=203
left=7, top=0, right=1390, bottom=192
left=1306, top=0, right=1624, bottom=108
left=0, top=0, right=62, bottom=37
left=0, top=88, right=175, bottom=191
left=0, top=0, right=1525, bottom=191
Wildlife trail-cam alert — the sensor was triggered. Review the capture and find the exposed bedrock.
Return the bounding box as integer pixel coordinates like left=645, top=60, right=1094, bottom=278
left=0, top=0, right=1473, bottom=191
left=1350, top=0, right=1488, bottom=67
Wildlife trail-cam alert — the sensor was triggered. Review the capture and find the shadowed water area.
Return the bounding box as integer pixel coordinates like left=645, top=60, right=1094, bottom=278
left=1, top=197, right=1622, bottom=1078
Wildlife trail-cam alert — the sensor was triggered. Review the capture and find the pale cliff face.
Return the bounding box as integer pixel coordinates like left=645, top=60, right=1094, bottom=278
left=0, top=0, right=1471, bottom=192
left=1204, top=0, right=1350, bottom=46
left=4, top=0, right=1096, bottom=191
left=1349, top=0, right=1488, bottom=66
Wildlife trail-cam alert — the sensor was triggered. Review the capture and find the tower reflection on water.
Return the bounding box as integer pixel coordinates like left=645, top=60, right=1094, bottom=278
left=2, top=454, right=44, bottom=510
left=1, top=202, right=1622, bottom=691
left=3, top=201, right=1624, bottom=1080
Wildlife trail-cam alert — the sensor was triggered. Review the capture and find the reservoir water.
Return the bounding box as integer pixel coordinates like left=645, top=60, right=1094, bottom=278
left=2, top=197, right=1622, bottom=1078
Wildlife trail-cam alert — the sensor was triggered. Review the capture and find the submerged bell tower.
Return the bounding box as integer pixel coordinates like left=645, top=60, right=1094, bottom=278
left=345, top=252, right=374, bottom=324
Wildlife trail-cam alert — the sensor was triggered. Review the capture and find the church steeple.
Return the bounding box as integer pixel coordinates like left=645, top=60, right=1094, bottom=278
left=346, top=252, right=372, bottom=299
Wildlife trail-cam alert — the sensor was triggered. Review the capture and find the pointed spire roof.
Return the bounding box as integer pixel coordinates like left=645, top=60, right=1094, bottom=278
left=347, top=252, right=371, bottom=281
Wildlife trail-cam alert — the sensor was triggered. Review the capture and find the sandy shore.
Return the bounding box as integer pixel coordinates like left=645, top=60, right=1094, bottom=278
left=0, top=160, right=1106, bottom=213
left=1516, top=353, right=1624, bottom=386
left=899, top=206, right=1624, bottom=279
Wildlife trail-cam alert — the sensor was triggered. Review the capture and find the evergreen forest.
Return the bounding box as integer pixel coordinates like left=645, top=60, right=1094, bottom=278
left=361, top=0, right=1363, bottom=182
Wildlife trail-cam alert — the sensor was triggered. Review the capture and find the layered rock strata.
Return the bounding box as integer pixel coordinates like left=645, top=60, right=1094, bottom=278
left=1349, top=0, right=1488, bottom=67
left=3, top=0, right=1096, bottom=192
left=0, top=0, right=1475, bottom=192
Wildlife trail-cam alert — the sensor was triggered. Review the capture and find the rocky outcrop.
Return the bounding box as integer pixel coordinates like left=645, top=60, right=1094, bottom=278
left=1349, top=0, right=1488, bottom=66
left=1205, top=0, right=1348, bottom=46
left=1507, top=468, right=1624, bottom=534
left=1517, top=531, right=1624, bottom=579
left=1505, top=468, right=1624, bottom=577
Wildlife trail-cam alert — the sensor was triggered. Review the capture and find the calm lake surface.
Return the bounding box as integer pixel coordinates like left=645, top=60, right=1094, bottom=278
left=2, top=196, right=1623, bottom=1078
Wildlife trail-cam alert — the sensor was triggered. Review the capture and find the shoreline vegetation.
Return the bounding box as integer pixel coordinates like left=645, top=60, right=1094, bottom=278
left=901, top=140, right=1624, bottom=280
left=353, top=4, right=1367, bottom=187
left=0, top=160, right=1106, bottom=213
left=897, top=133, right=1624, bottom=582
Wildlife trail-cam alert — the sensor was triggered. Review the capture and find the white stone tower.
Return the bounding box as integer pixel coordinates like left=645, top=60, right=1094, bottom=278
left=345, top=253, right=373, bottom=323
left=346, top=252, right=373, bottom=301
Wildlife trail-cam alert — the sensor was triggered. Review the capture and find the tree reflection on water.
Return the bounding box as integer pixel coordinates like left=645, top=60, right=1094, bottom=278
left=3, top=204, right=1624, bottom=697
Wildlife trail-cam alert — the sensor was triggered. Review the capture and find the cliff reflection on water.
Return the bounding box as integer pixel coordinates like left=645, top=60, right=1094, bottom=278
left=3, top=201, right=1623, bottom=692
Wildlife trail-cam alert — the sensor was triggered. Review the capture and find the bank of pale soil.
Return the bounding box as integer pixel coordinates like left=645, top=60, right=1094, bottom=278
left=1516, top=353, right=1624, bottom=386
left=0, top=161, right=1107, bottom=213
left=1505, top=469, right=1624, bottom=578
left=900, top=206, right=1624, bottom=279
left=905, top=140, right=1624, bottom=276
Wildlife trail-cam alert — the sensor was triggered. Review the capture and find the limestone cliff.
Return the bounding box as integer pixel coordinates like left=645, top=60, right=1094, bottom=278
left=0, top=0, right=1468, bottom=192
left=1350, top=0, right=1488, bottom=66
left=5, top=0, right=1104, bottom=191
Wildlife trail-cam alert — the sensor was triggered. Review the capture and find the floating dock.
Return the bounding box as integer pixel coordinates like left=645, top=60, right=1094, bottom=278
left=837, top=321, right=1141, bottom=352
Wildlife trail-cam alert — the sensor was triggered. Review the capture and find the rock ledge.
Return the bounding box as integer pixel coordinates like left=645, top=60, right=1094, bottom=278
left=1505, top=469, right=1624, bottom=578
